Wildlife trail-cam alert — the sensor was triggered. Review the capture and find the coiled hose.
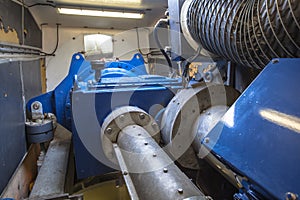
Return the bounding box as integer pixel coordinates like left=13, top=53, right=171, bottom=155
left=184, top=0, right=300, bottom=69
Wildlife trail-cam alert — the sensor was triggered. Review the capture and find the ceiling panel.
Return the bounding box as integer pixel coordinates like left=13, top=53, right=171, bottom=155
left=25, top=0, right=168, bottom=29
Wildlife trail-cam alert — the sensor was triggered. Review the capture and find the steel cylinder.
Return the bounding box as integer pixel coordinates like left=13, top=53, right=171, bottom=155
left=181, top=0, right=300, bottom=69
left=117, top=125, right=206, bottom=200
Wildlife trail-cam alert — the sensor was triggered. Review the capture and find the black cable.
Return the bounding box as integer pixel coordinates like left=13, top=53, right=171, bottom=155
left=135, top=28, right=167, bottom=64
left=0, top=43, right=44, bottom=55
left=136, top=28, right=150, bottom=56
left=28, top=3, right=56, bottom=8
left=153, top=19, right=173, bottom=69
left=0, top=24, right=59, bottom=56
left=182, top=46, right=201, bottom=82
left=41, top=24, right=60, bottom=56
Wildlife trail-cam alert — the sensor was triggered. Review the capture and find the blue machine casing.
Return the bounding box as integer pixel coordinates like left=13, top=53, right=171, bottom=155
left=72, top=81, right=181, bottom=178
left=204, top=59, right=300, bottom=199
left=27, top=53, right=183, bottom=178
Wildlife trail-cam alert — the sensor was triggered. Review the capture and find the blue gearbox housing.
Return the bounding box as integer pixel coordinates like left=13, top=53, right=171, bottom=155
left=27, top=53, right=183, bottom=178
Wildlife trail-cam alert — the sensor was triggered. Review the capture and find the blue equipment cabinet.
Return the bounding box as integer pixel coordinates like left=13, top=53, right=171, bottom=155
left=204, top=59, right=300, bottom=199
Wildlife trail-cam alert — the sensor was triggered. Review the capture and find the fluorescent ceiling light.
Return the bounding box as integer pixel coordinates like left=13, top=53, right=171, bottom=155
left=94, top=0, right=141, bottom=4
left=58, top=8, right=144, bottom=19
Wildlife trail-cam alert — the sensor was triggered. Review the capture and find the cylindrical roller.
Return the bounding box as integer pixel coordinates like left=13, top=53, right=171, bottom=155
left=181, top=0, right=300, bottom=69
left=161, top=84, right=240, bottom=162
left=117, top=125, right=207, bottom=200
left=192, top=106, right=228, bottom=159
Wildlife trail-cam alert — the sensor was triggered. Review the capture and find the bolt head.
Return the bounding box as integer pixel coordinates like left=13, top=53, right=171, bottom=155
left=139, top=113, right=145, bottom=120
left=123, top=171, right=128, bottom=176
left=119, top=115, right=125, bottom=122
left=272, top=59, right=279, bottom=64
left=33, top=103, right=40, bottom=110
left=152, top=123, right=158, bottom=131
left=286, top=192, right=298, bottom=200
left=163, top=168, right=168, bottom=173
left=106, top=127, right=113, bottom=134
left=204, top=137, right=210, bottom=143
left=177, top=188, right=183, bottom=194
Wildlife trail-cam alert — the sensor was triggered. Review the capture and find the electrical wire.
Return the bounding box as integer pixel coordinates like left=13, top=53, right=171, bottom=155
left=1, top=24, right=60, bottom=57
left=153, top=19, right=173, bottom=69
left=135, top=28, right=165, bottom=64
left=41, top=24, right=60, bottom=56
left=28, top=3, right=56, bottom=8
left=136, top=28, right=150, bottom=56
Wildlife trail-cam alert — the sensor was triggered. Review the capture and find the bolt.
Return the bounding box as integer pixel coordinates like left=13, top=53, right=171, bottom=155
left=66, top=103, right=71, bottom=108
left=207, top=112, right=211, bottom=116
left=286, top=192, right=298, bottom=200
left=139, top=113, right=145, bottom=120
left=119, top=115, right=125, bottom=122
left=152, top=123, right=158, bottom=131
left=177, top=188, right=183, bottom=194
left=204, top=137, right=210, bottom=143
left=123, top=171, right=128, bottom=176
left=106, top=127, right=113, bottom=135
left=272, top=59, right=279, bottom=64
left=153, top=153, right=157, bottom=157
left=138, top=133, right=142, bottom=136
left=33, top=103, right=40, bottom=110
left=163, top=168, right=168, bottom=173
left=144, top=142, right=148, bottom=145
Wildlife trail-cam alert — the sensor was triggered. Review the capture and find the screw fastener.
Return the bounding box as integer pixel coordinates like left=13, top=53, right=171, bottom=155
left=119, top=115, right=125, bottom=122
left=139, top=113, right=145, bottom=120
left=204, top=137, right=210, bottom=143
left=33, top=103, right=40, bottom=110
left=177, top=188, right=183, bottom=194
left=286, top=192, right=298, bottom=200
left=106, top=128, right=113, bottom=135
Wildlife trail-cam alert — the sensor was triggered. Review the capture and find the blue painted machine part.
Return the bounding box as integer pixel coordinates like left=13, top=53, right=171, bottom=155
left=26, top=53, right=149, bottom=131
left=26, top=53, right=86, bottom=130
left=102, top=53, right=148, bottom=78
left=72, top=77, right=182, bottom=179
left=204, top=59, right=300, bottom=199
left=27, top=52, right=182, bottom=178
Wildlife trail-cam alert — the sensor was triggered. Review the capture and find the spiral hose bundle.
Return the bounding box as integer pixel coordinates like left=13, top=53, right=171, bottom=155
left=185, top=0, right=300, bottom=69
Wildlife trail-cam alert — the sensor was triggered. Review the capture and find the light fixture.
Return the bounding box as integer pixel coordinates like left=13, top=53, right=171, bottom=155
left=57, top=7, right=144, bottom=19
left=94, top=0, right=141, bottom=4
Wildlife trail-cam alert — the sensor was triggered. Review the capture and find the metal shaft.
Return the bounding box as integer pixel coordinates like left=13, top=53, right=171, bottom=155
left=116, top=125, right=206, bottom=200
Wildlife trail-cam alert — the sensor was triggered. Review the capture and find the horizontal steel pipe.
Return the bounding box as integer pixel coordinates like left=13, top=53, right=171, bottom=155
left=117, top=125, right=206, bottom=200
